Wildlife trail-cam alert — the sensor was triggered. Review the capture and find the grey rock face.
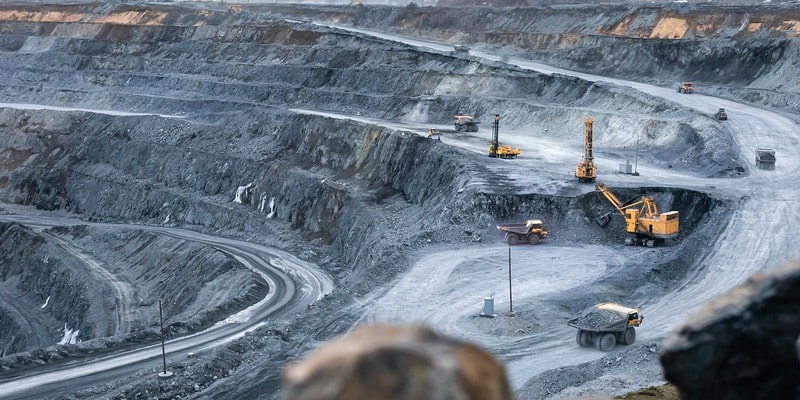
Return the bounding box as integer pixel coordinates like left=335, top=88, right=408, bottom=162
left=660, top=258, right=800, bottom=400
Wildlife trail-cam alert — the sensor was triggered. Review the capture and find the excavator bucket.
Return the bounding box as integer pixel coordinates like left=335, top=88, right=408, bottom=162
left=595, top=212, right=612, bottom=227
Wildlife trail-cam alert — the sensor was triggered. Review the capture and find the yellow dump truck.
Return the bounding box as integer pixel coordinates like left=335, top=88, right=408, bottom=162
left=496, top=219, right=548, bottom=245
left=569, top=302, right=643, bottom=352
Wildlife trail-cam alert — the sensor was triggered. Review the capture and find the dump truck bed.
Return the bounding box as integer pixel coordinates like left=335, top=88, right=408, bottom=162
left=496, top=224, right=533, bottom=235
left=756, top=148, right=776, bottom=162
left=567, top=308, right=629, bottom=333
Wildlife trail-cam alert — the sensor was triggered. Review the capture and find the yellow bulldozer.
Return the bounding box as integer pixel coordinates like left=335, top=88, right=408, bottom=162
left=594, top=182, right=679, bottom=247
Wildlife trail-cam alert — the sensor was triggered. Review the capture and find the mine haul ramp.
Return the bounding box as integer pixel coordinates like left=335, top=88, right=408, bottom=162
left=568, top=302, right=642, bottom=352
left=496, top=219, right=548, bottom=245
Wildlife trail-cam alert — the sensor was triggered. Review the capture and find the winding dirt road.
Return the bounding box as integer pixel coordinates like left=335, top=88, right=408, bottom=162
left=0, top=211, right=333, bottom=400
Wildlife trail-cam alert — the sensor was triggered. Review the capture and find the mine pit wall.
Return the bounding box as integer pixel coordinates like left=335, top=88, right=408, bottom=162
left=0, top=223, right=93, bottom=355
left=1, top=103, right=719, bottom=242
left=337, top=4, right=800, bottom=108
left=0, top=4, right=798, bottom=117
left=1, top=104, right=721, bottom=288
left=0, top=4, right=735, bottom=173
left=47, top=225, right=271, bottom=336
left=0, top=220, right=268, bottom=362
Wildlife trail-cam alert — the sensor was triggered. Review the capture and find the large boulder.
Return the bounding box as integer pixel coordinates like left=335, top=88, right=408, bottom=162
left=280, top=324, right=513, bottom=400
left=660, top=258, right=800, bottom=400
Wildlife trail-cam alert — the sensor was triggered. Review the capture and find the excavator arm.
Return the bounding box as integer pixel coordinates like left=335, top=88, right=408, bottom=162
left=594, top=182, right=649, bottom=230
left=595, top=182, right=627, bottom=214
left=596, top=182, right=656, bottom=215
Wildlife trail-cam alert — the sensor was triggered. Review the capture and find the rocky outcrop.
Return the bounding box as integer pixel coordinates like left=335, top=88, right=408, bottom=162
left=660, top=258, right=800, bottom=400
left=280, top=324, right=513, bottom=400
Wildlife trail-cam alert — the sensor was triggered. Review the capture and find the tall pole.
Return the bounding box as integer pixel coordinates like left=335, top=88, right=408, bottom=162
left=634, top=132, right=640, bottom=175
left=158, top=298, right=171, bottom=377
left=508, top=246, right=513, bottom=313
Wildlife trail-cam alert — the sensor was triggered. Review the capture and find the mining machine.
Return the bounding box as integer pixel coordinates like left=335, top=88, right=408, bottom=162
left=755, top=148, right=776, bottom=169
left=454, top=114, right=479, bottom=132
left=576, top=116, right=597, bottom=183
left=569, top=302, right=643, bottom=352
left=488, top=114, right=520, bottom=159
left=678, top=82, right=695, bottom=94
left=594, top=182, right=679, bottom=247
left=496, top=219, right=548, bottom=245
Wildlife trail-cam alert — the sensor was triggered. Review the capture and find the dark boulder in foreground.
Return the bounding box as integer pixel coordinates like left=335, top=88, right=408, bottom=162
left=660, top=258, right=800, bottom=400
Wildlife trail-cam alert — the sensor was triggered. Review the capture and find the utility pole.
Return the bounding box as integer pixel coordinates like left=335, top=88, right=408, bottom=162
left=634, top=132, right=640, bottom=176
left=508, top=246, right=513, bottom=313
left=158, top=299, right=173, bottom=378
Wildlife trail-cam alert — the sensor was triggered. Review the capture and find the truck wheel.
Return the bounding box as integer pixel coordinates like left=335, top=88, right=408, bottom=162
left=576, top=330, right=592, bottom=347
left=506, top=234, right=520, bottom=245
left=623, top=327, right=636, bottom=345
left=528, top=235, right=540, bottom=245
left=596, top=333, right=616, bottom=352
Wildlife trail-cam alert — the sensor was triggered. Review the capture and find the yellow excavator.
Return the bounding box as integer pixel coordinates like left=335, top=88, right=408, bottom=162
left=575, top=116, right=597, bottom=183
left=594, top=182, right=679, bottom=247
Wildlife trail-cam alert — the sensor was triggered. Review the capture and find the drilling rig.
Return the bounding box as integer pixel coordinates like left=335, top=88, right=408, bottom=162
left=575, top=116, right=597, bottom=183
left=488, top=114, right=520, bottom=159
